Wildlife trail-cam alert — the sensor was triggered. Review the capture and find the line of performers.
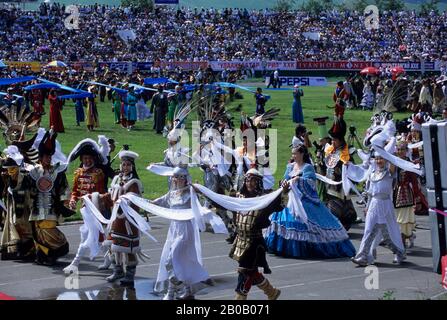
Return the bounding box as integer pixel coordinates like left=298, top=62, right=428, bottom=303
left=0, top=93, right=429, bottom=300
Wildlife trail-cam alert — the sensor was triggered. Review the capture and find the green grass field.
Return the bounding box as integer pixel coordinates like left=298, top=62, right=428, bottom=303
left=41, top=80, right=409, bottom=220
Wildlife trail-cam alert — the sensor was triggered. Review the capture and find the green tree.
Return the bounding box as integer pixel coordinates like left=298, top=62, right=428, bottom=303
left=121, top=0, right=154, bottom=11
left=376, top=0, right=406, bottom=11
left=273, top=0, right=297, bottom=12
left=420, top=0, right=439, bottom=15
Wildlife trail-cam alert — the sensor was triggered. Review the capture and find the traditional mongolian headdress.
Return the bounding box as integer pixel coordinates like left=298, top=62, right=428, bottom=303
left=0, top=104, right=40, bottom=145
left=118, top=150, right=140, bottom=179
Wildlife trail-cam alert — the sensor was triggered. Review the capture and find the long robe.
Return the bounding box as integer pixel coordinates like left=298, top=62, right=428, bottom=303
left=151, top=92, right=168, bottom=133
left=292, top=89, right=304, bottom=123
left=49, top=94, right=64, bottom=133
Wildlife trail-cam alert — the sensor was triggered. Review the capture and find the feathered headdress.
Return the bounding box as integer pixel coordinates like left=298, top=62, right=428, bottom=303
left=37, top=129, right=57, bottom=157
left=0, top=105, right=40, bottom=145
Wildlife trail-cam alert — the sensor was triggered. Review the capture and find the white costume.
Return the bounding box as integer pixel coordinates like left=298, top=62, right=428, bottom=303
left=152, top=168, right=209, bottom=300
left=353, top=166, right=406, bottom=265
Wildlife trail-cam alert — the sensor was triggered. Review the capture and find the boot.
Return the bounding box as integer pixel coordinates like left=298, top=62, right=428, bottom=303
left=98, top=254, right=112, bottom=271
left=106, top=264, right=124, bottom=282
left=257, top=279, right=281, bottom=300
left=177, top=285, right=194, bottom=300
left=235, top=292, right=247, bottom=300
left=408, top=233, right=416, bottom=248
left=351, top=256, right=368, bottom=267
left=163, top=282, right=176, bottom=300
left=63, top=246, right=86, bottom=275
left=120, top=266, right=136, bottom=286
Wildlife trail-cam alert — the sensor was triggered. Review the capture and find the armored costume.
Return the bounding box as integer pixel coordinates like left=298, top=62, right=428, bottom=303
left=324, top=117, right=357, bottom=230
left=229, top=168, right=283, bottom=300
left=29, top=130, right=73, bottom=265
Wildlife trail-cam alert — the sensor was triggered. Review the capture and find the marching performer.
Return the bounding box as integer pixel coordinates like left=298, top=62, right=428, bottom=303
left=105, top=150, right=145, bottom=285
left=152, top=166, right=210, bottom=300
left=28, top=130, right=74, bottom=266
left=265, top=144, right=356, bottom=259
left=0, top=146, right=34, bottom=260
left=194, top=168, right=287, bottom=300
left=324, top=115, right=357, bottom=230
left=393, top=140, right=417, bottom=248
left=63, top=138, right=109, bottom=274
left=229, top=168, right=283, bottom=300
left=352, top=153, right=406, bottom=266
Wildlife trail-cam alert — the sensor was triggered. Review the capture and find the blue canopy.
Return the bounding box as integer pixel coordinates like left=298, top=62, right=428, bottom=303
left=58, top=92, right=94, bottom=100
left=144, top=77, right=178, bottom=85
left=0, top=76, right=37, bottom=86
left=213, top=82, right=270, bottom=100
left=24, top=83, right=60, bottom=90
left=86, top=81, right=128, bottom=95
left=0, top=91, right=23, bottom=99
left=128, top=83, right=174, bottom=94
left=38, top=78, right=83, bottom=93
left=0, top=61, right=7, bottom=68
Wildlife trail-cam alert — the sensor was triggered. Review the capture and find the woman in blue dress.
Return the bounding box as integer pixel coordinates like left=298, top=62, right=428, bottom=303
left=292, top=85, right=304, bottom=124
left=126, top=88, right=138, bottom=131
left=265, top=144, right=356, bottom=258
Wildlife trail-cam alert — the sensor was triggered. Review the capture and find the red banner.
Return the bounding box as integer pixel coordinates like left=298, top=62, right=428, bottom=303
left=296, top=61, right=372, bottom=70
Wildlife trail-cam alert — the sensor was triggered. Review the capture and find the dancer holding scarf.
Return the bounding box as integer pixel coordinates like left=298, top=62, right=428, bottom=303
left=152, top=166, right=210, bottom=300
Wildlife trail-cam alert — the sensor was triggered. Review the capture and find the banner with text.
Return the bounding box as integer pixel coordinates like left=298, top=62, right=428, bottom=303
left=296, top=61, right=372, bottom=70
left=278, top=76, right=327, bottom=86
left=5, top=61, right=41, bottom=72
left=371, top=61, right=436, bottom=71
left=210, top=60, right=296, bottom=71
left=154, top=61, right=208, bottom=70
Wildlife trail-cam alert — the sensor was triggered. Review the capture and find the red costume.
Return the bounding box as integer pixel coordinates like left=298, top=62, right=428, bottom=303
left=32, top=90, right=44, bottom=114
left=70, top=167, right=105, bottom=205
left=49, top=93, right=64, bottom=133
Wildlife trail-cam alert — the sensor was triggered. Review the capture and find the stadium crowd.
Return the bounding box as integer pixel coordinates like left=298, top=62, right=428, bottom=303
left=0, top=3, right=447, bottom=63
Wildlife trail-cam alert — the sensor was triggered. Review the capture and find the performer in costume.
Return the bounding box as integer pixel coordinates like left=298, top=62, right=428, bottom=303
left=292, top=84, right=304, bottom=124
left=0, top=146, right=34, bottom=260
left=68, top=140, right=106, bottom=210
left=229, top=168, right=283, bottom=300
left=147, top=100, right=195, bottom=187
left=32, top=89, right=44, bottom=115
left=406, top=113, right=428, bottom=216
left=48, top=89, right=64, bottom=133
left=126, top=87, right=138, bottom=131
left=324, top=114, right=357, bottom=230
left=63, top=138, right=108, bottom=274
left=74, top=98, right=85, bottom=127
left=352, top=154, right=406, bottom=266
left=106, top=150, right=144, bottom=285
left=112, top=89, right=122, bottom=124
left=265, top=144, right=356, bottom=259
left=254, top=87, right=266, bottom=115
left=136, top=90, right=151, bottom=121
left=151, top=86, right=168, bottom=134
left=86, top=86, right=99, bottom=132
left=29, top=130, right=73, bottom=265
left=393, top=140, right=417, bottom=248
left=152, top=166, right=210, bottom=300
